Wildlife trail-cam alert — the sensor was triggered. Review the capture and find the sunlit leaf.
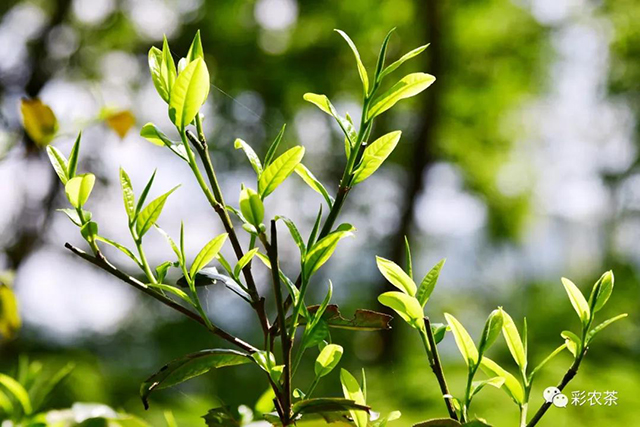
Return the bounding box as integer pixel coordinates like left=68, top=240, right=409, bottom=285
left=264, top=124, right=286, bottom=167
left=67, top=132, right=81, bottom=178
left=340, top=369, right=367, bottom=427
left=20, top=98, right=58, bottom=147
left=367, top=73, right=436, bottom=120
left=141, top=349, right=251, bottom=409
left=57, top=208, right=91, bottom=227
left=169, top=58, right=210, bottom=130
left=234, top=138, right=263, bottom=175
left=499, top=308, right=527, bottom=372
left=376, top=256, right=416, bottom=296
left=258, top=146, right=305, bottom=198
left=380, top=44, right=430, bottom=80
left=136, top=186, right=179, bottom=238
left=588, top=270, right=614, bottom=313
left=190, top=233, right=229, bottom=278
left=470, top=376, right=505, bottom=399
left=95, top=236, right=138, bottom=264
left=186, top=30, right=204, bottom=63
left=478, top=309, right=503, bottom=357
left=46, top=145, right=69, bottom=184
left=275, top=216, right=305, bottom=255
left=529, top=343, right=568, bottom=381
left=561, top=277, right=590, bottom=324
left=561, top=330, right=581, bottom=358
left=315, top=344, right=343, bottom=378
left=119, top=168, right=136, bottom=220
left=148, top=36, right=176, bottom=103
left=586, top=313, right=628, bottom=344
left=444, top=313, right=478, bottom=366
left=0, top=373, right=32, bottom=414
left=303, top=225, right=354, bottom=279
left=378, top=292, right=424, bottom=330
left=302, top=93, right=358, bottom=145
left=416, top=259, right=445, bottom=307
left=480, top=357, right=524, bottom=405
left=296, top=304, right=392, bottom=331
left=335, top=30, right=369, bottom=93
left=295, top=164, right=334, bottom=208
left=233, top=248, right=259, bottom=279
left=65, top=173, right=95, bottom=208
left=352, top=131, right=401, bottom=185
left=239, top=186, right=264, bottom=227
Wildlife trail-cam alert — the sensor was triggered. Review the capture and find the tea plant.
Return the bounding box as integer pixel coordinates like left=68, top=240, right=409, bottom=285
left=44, top=29, right=434, bottom=425
left=376, top=241, right=627, bottom=427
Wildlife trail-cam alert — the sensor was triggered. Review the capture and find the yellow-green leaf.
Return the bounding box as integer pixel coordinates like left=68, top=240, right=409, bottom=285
left=352, top=131, right=401, bottom=184
left=234, top=138, right=263, bottom=175
left=136, top=186, right=179, bottom=237
left=376, top=256, right=416, bottom=296
left=335, top=30, right=369, bottom=94
left=65, top=173, right=95, bottom=208
left=105, top=110, right=135, bottom=138
left=380, top=43, right=430, bottom=80
left=303, top=226, right=354, bottom=279
left=190, top=233, right=228, bottom=277
left=378, top=291, right=424, bottom=330
left=295, top=164, right=334, bottom=208
left=499, top=308, right=527, bottom=372
left=46, top=145, right=69, bottom=184
left=416, top=259, right=445, bottom=307
left=0, top=373, right=31, bottom=415
left=239, top=187, right=264, bottom=227
left=0, top=279, right=20, bottom=340
left=480, top=357, right=525, bottom=405
left=258, top=146, right=305, bottom=198
left=340, top=369, right=367, bottom=427
left=561, top=277, right=590, bottom=324
left=367, top=73, right=435, bottom=120
left=20, top=98, right=58, bottom=147
left=315, top=344, right=343, bottom=378
left=169, top=58, right=210, bottom=130
left=444, top=313, right=478, bottom=366
left=119, top=168, right=136, bottom=220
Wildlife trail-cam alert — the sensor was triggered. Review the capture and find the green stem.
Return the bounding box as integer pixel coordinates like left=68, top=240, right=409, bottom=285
left=520, top=403, right=528, bottom=427
left=134, top=237, right=157, bottom=285
left=306, top=376, right=320, bottom=398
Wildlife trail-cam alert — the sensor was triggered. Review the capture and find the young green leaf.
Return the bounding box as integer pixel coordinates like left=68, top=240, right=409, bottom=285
left=561, top=277, right=591, bottom=324
left=148, top=37, right=176, bottom=103
left=169, top=57, right=210, bottom=130
left=95, top=235, right=139, bottom=265
left=586, top=313, right=628, bottom=344
left=335, top=30, right=369, bottom=94
left=373, top=28, right=395, bottom=82
left=529, top=343, right=568, bottom=381
left=302, top=93, right=358, bottom=144
left=367, top=73, right=436, bottom=120
left=65, top=173, right=95, bottom=208
left=141, top=349, right=250, bottom=409
left=119, top=168, right=136, bottom=220
left=444, top=313, right=478, bottom=367
left=57, top=208, right=91, bottom=227
left=561, top=330, right=581, bottom=358
left=378, top=291, right=424, bottom=330
left=140, top=122, right=172, bottom=146
left=186, top=30, right=204, bottom=63
left=135, top=170, right=157, bottom=218
left=258, top=146, right=305, bottom=198
left=303, top=226, right=355, bottom=279
left=234, top=138, right=263, bottom=175
left=380, top=44, right=430, bottom=80
left=80, top=221, right=98, bottom=244
left=46, top=145, right=69, bottom=184
left=136, top=186, right=179, bottom=238
left=315, top=344, right=343, bottom=378
left=340, top=369, right=368, bottom=427
left=239, top=186, right=264, bottom=227
left=295, top=164, right=334, bottom=208
left=499, top=308, right=527, bottom=372
left=67, top=132, right=81, bottom=178
left=233, top=247, right=259, bottom=279
left=479, top=357, right=525, bottom=405
left=155, top=226, right=183, bottom=264
left=470, top=376, right=505, bottom=399
left=403, top=236, right=413, bottom=280
left=375, top=256, right=416, bottom=296
left=416, top=259, right=445, bottom=307
left=351, top=131, right=402, bottom=185
left=190, top=233, right=229, bottom=278
left=588, top=270, right=614, bottom=313
left=307, top=204, right=323, bottom=248
left=264, top=124, right=286, bottom=167
left=275, top=216, right=306, bottom=255
left=478, top=309, right=503, bottom=356
left=148, top=283, right=192, bottom=304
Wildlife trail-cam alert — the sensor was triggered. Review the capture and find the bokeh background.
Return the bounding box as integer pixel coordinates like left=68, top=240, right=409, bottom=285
left=1, top=0, right=639, bottom=425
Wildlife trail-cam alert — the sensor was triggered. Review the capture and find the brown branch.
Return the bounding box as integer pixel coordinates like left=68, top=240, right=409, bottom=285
left=261, top=221, right=292, bottom=424
left=64, top=242, right=258, bottom=354
left=525, top=348, right=587, bottom=427
left=186, top=130, right=271, bottom=336
left=424, top=317, right=459, bottom=420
